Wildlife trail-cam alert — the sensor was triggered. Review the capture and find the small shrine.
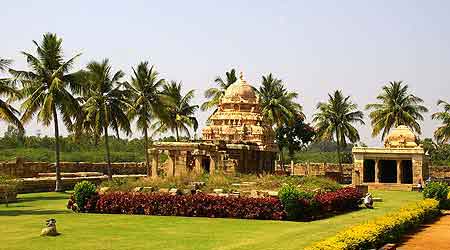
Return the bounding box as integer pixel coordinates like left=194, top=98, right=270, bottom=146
left=352, top=125, right=429, bottom=187
left=150, top=73, right=277, bottom=177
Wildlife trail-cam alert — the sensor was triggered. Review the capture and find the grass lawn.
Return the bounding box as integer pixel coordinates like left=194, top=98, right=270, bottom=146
left=0, top=191, right=421, bottom=250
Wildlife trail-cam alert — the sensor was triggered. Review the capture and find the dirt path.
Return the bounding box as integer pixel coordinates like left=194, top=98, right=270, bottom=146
left=397, top=213, right=450, bottom=250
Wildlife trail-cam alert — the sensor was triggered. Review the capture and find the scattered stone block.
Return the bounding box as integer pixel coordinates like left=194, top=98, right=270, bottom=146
left=159, top=188, right=169, bottom=193
left=268, top=191, right=278, bottom=197
left=218, top=193, right=229, bottom=197
left=133, top=187, right=143, bottom=192
left=141, top=187, right=154, bottom=192
left=169, top=188, right=178, bottom=195
left=213, top=188, right=223, bottom=194
left=99, top=187, right=110, bottom=194
left=242, top=181, right=256, bottom=185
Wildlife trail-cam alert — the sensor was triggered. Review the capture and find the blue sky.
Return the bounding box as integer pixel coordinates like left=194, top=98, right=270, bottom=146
left=1, top=0, right=450, bottom=146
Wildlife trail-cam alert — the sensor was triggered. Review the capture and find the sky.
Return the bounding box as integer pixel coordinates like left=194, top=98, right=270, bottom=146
left=1, top=0, right=450, bottom=146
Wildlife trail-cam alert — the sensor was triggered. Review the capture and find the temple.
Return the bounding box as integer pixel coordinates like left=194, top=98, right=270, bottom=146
left=150, top=73, right=278, bottom=177
left=352, top=125, right=429, bottom=188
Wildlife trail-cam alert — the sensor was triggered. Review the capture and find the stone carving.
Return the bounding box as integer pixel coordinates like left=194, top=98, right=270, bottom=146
left=40, top=218, right=59, bottom=236
left=202, top=72, right=274, bottom=146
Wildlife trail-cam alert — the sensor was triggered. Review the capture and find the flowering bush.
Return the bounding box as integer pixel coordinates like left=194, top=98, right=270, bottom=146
left=315, top=187, right=363, bottom=213
left=67, top=181, right=98, bottom=212
left=95, top=192, right=286, bottom=220
left=279, top=184, right=316, bottom=220
left=423, top=181, right=449, bottom=207
left=306, top=199, right=440, bottom=250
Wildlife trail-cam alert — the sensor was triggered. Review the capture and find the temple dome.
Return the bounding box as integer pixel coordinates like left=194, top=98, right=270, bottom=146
left=384, top=125, right=418, bottom=148
left=223, top=73, right=257, bottom=100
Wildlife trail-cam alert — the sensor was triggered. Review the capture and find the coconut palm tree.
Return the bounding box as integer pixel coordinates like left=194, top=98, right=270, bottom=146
left=201, top=68, right=237, bottom=111
left=432, top=100, right=450, bottom=143
left=0, top=58, right=24, bottom=133
left=9, top=34, right=81, bottom=191
left=257, top=73, right=303, bottom=128
left=366, top=81, right=428, bottom=140
left=152, top=81, right=198, bottom=141
left=81, top=59, right=131, bottom=180
left=313, top=90, right=364, bottom=171
left=126, top=61, right=165, bottom=176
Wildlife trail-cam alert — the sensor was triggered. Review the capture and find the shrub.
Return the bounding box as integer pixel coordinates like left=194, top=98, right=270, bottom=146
left=306, top=199, right=440, bottom=250
left=278, top=184, right=315, bottom=220
left=423, top=181, right=449, bottom=207
left=95, top=192, right=286, bottom=220
left=73, top=181, right=97, bottom=212
left=315, top=187, right=363, bottom=213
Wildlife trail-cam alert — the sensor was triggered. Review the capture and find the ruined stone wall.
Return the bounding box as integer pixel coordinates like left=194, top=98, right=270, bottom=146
left=429, top=166, right=450, bottom=182
left=0, top=160, right=146, bottom=178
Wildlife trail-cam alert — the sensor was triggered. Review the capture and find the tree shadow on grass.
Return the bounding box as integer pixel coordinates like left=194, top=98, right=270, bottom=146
left=0, top=209, right=70, bottom=216
left=14, top=195, right=69, bottom=204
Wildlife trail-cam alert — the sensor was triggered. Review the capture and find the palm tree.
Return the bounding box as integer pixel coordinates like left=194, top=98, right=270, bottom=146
left=366, top=81, right=428, bottom=140
left=81, top=59, right=131, bottom=180
left=126, top=61, right=165, bottom=176
left=257, top=73, right=303, bottom=170
left=201, top=69, right=237, bottom=111
left=313, top=90, right=364, bottom=172
left=0, top=58, right=24, bottom=133
left=153, top=81, right=198, bottom=141
left=257, top=73, right=303, bottom=128
left=432, top=100, right=450, bottom=143
left=9, top=34, right=81, bottom=191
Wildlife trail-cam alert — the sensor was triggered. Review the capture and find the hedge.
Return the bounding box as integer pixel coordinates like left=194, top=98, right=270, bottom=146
left=68, top=185, right=363, bottom=221
left=88, top=192, right=285, bottom=220
left=305, top=199, right=440, bottom=250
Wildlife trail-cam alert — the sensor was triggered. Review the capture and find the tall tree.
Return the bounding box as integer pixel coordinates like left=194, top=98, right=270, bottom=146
left=366, top=81, right=428, bottom=140
left=257, top=73, right=303, bottom=170
left=257, top=73, right=303, bottom=127
left=81, top=59, right=131, bottom=180
left=432, top=100, right=450, bottom=143
left=313, top=90, right=364, bottom=172
left=9, top=34, right=81, bottom=191
left=201, top=68, right=237, bottom=111
left=0, top=58, right=24, bottom=133
left=126, top=61, right=165, bottom=176
left=152, top=81, right=198, bottom=141
left=275, top=116, right=315, bottom=159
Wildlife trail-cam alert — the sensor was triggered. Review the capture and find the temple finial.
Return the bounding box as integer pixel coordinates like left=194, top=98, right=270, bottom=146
left=239, top=72, right=244, bottom=81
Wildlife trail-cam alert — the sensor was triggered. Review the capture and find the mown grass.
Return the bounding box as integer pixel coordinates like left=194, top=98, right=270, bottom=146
left=0, top=190, right=422, bottom=250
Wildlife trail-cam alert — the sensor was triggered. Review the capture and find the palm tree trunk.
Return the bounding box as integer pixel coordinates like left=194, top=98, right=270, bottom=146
left=175, top=126, right=179, bottom=142
left=335, top=128, right=343, bottom=182
left=104, top=125, right=112, bottom=180
left=52, top=105, right=62, bottom=192
left=144, top=128, right=150, bottom=176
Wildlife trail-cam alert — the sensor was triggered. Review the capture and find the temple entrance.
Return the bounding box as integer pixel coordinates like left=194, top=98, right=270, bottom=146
left=202, top=158, right=210, bottom=173
left=363, top=159, right=375, bottom=182
left=401, top=160, right=413, bottom=184
left=379, top=160, right=397, bottom=183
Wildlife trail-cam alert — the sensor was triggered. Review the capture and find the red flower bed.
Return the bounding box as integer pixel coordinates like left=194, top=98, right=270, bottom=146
left=94, top=192, right=286, bottom=220
left=315, top=187, right=363, bottom=213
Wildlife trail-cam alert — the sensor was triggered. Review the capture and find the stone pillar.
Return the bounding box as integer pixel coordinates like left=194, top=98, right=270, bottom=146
left=375, top=159, right=380, bottom=183
left=167, top=150, right=177, bottom=177
left=209, top=153, right=216, bottom=175
left=194, top=155, right=202, bottom=175
left=151, top=149, right=159, bottom=178
left=396, top=160, right=402, bottom=184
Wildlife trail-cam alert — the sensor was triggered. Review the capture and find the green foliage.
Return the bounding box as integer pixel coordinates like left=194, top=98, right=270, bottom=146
left=313, top=90, right=364, bottom=165
left=73, top=181, right=97, bottom=211
left=423, top=181, right=449, bottom=206
left=366, top=81, right=428, bottom=140
left=201, top=68, right=237, bottom=111
left=275, top=118, right=315, bottom=157
left=278, top=184, right=314, bottom=220
left=432, top=100, right=450, bottom=143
